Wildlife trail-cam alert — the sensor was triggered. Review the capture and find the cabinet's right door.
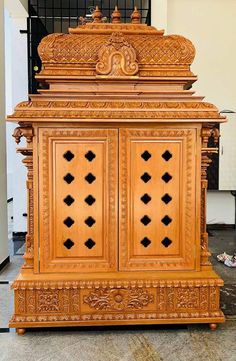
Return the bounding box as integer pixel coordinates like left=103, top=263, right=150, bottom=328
left=119, top=128, right=200, bottom=271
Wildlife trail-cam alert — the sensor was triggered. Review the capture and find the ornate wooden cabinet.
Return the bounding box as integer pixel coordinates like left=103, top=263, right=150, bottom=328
left=8, top=7, right=225, bottom=334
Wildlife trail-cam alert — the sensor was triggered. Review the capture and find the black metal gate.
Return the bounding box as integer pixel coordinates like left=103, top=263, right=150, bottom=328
left=28, top=0, right=151, bottom=94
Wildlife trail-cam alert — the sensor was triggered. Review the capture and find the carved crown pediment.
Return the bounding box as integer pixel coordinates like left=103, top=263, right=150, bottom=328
left=96, top=32, right=139, bottom=77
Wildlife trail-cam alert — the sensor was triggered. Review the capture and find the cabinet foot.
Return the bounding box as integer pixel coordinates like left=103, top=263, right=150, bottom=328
left=16, top=328, right=26, bottom=336
left=209, top=323, right=218, bottom=331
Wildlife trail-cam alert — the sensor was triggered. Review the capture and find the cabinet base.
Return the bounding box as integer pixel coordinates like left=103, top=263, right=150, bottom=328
left=10, top=271, right=225, bottom=330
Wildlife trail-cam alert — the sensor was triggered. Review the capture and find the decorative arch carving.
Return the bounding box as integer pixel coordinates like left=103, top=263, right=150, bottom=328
left=96, top=32, right=139, bottom=77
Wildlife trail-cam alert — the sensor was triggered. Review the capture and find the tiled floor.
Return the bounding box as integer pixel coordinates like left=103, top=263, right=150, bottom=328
left=0, top=202, right=236, bottom=361
left=0, top=322, right=236, bottom=361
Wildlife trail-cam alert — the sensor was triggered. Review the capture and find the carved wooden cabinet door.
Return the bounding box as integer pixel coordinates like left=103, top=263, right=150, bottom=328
left=37, top=128, right=118, bottom=273
left=119, top=128, right=201, bottom=271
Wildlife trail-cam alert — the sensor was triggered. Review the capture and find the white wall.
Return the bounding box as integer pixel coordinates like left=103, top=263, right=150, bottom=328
left=152, top=0, right=236, bottom=225
left=5, top=0, right=28, bottom=233
left=0, top=2, right=9, bottom=264
left=207, top=191, right=235, bottom=225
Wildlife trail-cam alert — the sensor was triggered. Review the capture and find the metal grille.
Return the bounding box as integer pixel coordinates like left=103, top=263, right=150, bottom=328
left=28, top=0, right=151, bottom=94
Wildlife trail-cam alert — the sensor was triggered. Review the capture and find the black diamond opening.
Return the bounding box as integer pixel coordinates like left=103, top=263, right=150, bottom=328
left=85, top=238, right=96, bottom=249
left=64, top=238, right=75, bottom=250
left=161, top=193, right=172, bottom=204
left=85, top=173, right=96, bottom=184
left=85, top=216, right=96, bottom=227
left=162, top=172, right=172, bottom=183
left=141, top=172, right=152, bottom=183
left=141, top=237, right=151, bottom=248
left=162, top=150, right=173, bottom=161
left=141, top=150, right=152, bottom=161
left=85, top=150, right=96, bottom=162
left=140, top=215, right=151, bottom=226
left=161, top=215, right=172, bottom=226
left=63, top=217, right=75, bottom=228
left=85, top=195, right=96, bottom=206
left=63, top=150, right=74, bottom=162
left=64, top=173, right=75, bottom=184
left=141, top=193, right=152, bottom=204
left=161, top=237, right=172, bottom=248
left=63, top=195, right=75, bottom=206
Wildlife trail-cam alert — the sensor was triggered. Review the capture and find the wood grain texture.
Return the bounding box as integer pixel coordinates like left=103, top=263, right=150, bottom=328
left=8, top=15, right=225, bottom=331
left=119, top=128, right=198, bottom=271
left=38, top=128, right=118, bottom=273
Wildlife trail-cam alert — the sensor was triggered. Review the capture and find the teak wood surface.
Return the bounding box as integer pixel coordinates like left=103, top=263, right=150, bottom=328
left=8, top=7, right=226, bottom=334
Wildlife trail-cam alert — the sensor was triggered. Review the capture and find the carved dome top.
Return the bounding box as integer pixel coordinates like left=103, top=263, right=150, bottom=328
left=37, top=17, right=196, bottom=80
left=7, top=7, right=225, bottom=124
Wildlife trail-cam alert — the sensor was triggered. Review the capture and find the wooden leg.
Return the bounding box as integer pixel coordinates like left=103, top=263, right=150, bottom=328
left=16, top=328, right=26, bottom=336
left=209, top=323, right=218, bottom=330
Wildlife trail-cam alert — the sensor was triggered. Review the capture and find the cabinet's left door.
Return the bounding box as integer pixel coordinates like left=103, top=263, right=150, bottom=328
left=37, top=128, right=118, bottom=273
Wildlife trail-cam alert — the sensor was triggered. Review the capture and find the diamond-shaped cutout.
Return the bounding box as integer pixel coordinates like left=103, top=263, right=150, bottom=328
left=63, top=238, right=75, bottom=250
left=140, top=215, right=151, bottom=226
left=63, top=217, right=75, bottom=228
left=161, top=237, right=172, bottom=248
left=141, top=172, right=152, bottom=183
left=141, top=193, right=152, bottom=204
left=85, top=150, right=96, bottom=162
left=162, top=172, right=172, bottom=183
left=161, top=215, right=172, bottom=226
left=85, top=195, right=96, bottom=206
left=85, top=216, right=96, bottom=227
left=63, top=150, right=74, bottom=162
left=161, top=193, right=172, bottom=204
left=64, top=173, right=75, bottom=184
left=63, top=195, right=75, bottom=206
left=140, top=237, right=151, bottom=248
left=162, top=150, right=173, bottom=161
left=141, top=150, right=152, bottom=161
left=85, top=238, right=96, bottom=249
left=85, top=173, right=96, bottom=184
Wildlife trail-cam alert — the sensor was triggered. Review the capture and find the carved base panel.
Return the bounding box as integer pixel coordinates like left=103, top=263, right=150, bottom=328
left=10, top=275, right=225, bottom=329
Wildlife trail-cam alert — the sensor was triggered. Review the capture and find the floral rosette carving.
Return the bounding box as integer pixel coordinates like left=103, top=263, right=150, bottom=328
left=83, top=288, right=154, bottom=311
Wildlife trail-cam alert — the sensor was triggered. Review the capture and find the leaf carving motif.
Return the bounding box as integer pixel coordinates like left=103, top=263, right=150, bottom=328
left=83, top=288, right=154, bottom=311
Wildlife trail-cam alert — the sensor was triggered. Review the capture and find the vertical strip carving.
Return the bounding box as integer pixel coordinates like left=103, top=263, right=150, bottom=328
left=201, top=124, right=219, bottom=267
left=13, top=126, right=34, bottom=269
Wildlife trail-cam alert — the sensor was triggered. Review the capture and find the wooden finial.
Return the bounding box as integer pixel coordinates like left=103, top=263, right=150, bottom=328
left=111, top=5, right=121, bottom=23
left=92, top=5, right=103, bottom=23
left=131, top=6, right=141, bottom=24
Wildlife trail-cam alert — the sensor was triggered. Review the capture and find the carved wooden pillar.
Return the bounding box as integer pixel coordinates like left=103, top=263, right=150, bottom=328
left=201, top=124, right=219, bottom=267
left=13, top=126, right=34, bottom=269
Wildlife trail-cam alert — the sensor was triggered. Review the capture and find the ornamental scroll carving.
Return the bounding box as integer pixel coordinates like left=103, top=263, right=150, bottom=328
left=96, top=32, right=139, bottom=77
left=83, top=288, right=154, bottom=311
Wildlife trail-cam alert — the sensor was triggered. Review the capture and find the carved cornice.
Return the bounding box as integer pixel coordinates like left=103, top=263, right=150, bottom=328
left=10, top=110, right=222, bottom=121
left=16, top=100, right=218, bottom=110
left=8, top=100, right=224, bottom=122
